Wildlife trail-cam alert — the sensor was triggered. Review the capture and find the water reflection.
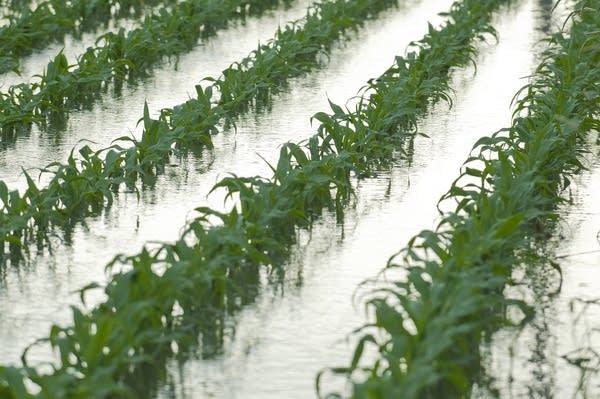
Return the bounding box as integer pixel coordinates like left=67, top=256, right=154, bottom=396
left=535, top=0, right=556, bottom=34
left=0, top=0, right=315, bottom=366
left=0, top=1, right=303, bottom=149
left=562, top=298, right=600, bottom=397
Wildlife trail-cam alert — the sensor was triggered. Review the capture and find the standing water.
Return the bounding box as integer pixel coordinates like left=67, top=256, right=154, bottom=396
left=0, top=0, right=314, bottom=365
left=0, top=0, right=575, bottom=397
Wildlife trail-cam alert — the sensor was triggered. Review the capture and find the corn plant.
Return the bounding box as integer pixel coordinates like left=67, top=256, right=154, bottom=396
left=0, top=0, right=292, bottom=139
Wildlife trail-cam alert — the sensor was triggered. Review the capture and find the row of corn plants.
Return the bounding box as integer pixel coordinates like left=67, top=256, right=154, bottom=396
left=0, top=0, right=402, bottom=262
left=0, top=0, right=174, bottom=74
left=0, top=0, right=515, bottom=396
left=318, top=1, right=600, bottom=398
left=0, top=0, right=293, bottom=139
left=0, top=0, right=29, bottom=7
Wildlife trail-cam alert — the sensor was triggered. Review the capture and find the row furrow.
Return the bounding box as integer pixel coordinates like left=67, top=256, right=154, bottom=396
left=0, top=0, right=173, bottom=74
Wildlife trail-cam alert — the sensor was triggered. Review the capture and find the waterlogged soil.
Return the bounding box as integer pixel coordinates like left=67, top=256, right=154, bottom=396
left=552, top=158, right=600, bottom=398
left=0, top=0, right=587, bottom=398
left=0, top=0, right=314, bottom=364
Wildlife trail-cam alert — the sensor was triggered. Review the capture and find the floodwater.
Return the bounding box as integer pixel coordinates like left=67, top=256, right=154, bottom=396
left=0, top=0, right=315, bottom=364
left=0, top=0, right=586, bottom=398
left=553, top=157, right=600, bottom=398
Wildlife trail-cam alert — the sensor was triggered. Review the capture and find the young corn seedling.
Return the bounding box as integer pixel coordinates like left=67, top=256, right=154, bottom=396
left=0, top=0, right=175, bottom=74
left=0, top=0, right=291, bottom=140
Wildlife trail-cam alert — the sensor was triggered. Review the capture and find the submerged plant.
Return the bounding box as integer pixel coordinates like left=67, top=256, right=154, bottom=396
left=0, top=0, right=174, bottom=74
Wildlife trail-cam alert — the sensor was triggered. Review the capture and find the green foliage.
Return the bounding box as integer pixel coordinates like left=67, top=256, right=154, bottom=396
left=320, top=1, right=600, bottom=398
left=0, top=0, right=515, bottom=396
left=0, top=367, right=34, bottom=399
left=0, top=0, right=400, bottom=261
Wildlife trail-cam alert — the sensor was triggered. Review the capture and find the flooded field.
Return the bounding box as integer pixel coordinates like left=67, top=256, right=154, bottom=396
left=0, top=0, right=598, bottom=397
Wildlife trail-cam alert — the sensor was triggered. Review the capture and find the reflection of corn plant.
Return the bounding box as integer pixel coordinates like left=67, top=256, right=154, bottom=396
left=0, top=0, right=516, bottom=396
left=0, top=0, right=290, bottom=139
left=0, top=0, right=400, bottom=260
left=320, top=2, right=600, bottom=398
left=0, top=0, right=173, bottom=74
left=563, top=298, right=600, bottom=398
